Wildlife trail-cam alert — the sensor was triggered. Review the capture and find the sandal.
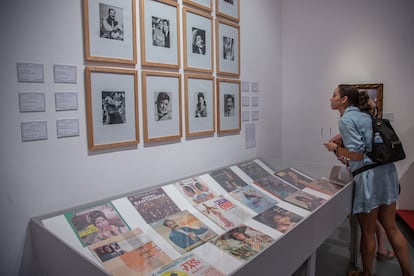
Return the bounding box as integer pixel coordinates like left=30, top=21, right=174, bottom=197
left=376, top=250, right=396, bottom=262
left=347, top=270, right=361, bottom=276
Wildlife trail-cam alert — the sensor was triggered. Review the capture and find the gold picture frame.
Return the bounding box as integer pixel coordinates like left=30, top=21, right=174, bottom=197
left=353, top=83, right=383, bottom=118
left=85, top=66, right=139, bottom=150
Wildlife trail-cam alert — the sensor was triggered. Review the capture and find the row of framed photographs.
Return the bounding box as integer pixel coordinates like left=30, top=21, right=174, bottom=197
left=83, top=0, right=240, bottom=76
left=85, top=66, right=241, bottom=150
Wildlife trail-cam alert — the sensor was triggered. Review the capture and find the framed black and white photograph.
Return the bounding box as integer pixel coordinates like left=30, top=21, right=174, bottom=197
left=217, top=78, right=241, bottom=133
left=185, top=74, right=215, bottom=137
left=183, top=0, right=212, bottom=12
left=140, top=0, right=180, bottom=69
left=83, top=0, right=137, bottom=64
left=142, top=71, right=182, bottom=143
left=85, top=66, right=139, bottom=150
left=353, top=83, right=384, bottom=118
left=183, top=7, right=213, bottom=73
left=216, top=18, right=240, bottom=77
left=216, top=0, right=239, bottom=23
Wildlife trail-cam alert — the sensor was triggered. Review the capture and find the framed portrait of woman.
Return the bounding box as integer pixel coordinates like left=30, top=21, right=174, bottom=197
left=140, top=0, right=180, bottom=69
left=183, top=7, right=214, bottom=73
left=352, top=83, right=383, bottom=118
left=142, top=71, right=182, bottom=143
left=217, top=78, right=241, bottom=134
left=185, top=74, right=215, bottom=137
left=216, top=18, right=240, bottom=77
left=85, top=66, right=139, bottom=150
left=83, top=0, right=137, bottom=64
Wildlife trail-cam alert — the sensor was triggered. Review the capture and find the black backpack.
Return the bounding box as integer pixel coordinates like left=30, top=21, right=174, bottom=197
left=352, top=117, right=406, bottom=176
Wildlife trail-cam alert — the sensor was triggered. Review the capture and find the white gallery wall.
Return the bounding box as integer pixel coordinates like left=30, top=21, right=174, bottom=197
left=0, top=0, right=282, bottom=275
left=280, top=1, right=414, bottom=207
left=1, top=0, right=413, bottom=275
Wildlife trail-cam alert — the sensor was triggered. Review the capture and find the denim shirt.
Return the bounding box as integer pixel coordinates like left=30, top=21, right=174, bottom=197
left=339, top=106, right=374, bottom=173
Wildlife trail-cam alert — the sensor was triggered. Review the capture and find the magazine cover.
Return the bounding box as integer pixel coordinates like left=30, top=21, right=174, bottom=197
left=195, top=196, right=252, bottom=230
left=209, top=168, right=248, bottom=193
left=150, top=210, right=217, bottom=254
left=88, top=228, right=172, bottom=276
left=253, top=176, right=299, bottom=200
left=237, top=160, right=271, bottom=180
left=175, top=177, right=217, bottom=205
left=151, top=252, right=225, bottom=276
left=284, top=190, right=326, bottom=212
left=212, top=225, right=274, bottom=261
left=230, top=185, right=277, bottom=213
left=305, top=177, right=344, bottom=196
left=253, top=205, right=303, bottom=233
left=274, top=168, right=315, bottom=190
left=64, top=202, right=130, bottom=247
left=127, top=187, right=181, bottom=223
left=328, top=165, right=353, bottom=187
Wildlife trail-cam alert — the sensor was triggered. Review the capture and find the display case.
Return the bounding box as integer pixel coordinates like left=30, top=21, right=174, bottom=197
left=29, top=158, right=354, bottom=276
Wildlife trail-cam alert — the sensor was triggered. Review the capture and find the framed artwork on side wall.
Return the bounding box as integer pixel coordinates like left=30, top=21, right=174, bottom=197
left=216, top=0, right=239, bottom=23
left=83, top=0, right=137, bottom=64
left=85, top=66, right=139, bottom=150
left=216, top=18, right=240, bottom=77
left=183, top=0, right=212, bottom=12
left=352, top=83, right=383, bottom=118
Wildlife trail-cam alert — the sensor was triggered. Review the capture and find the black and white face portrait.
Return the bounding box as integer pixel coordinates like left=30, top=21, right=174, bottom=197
left=223, top=36, right=234, bottom=60
left=102, top=91, right=126, bottom=125
left=155, top=91, right=172, bottom=121
left=195, top=92, right=207, bottom=118
left=224, top=0, right=234, bottom=4
left=99, top=4, right=124, bottom=41
left=224, top=94, right=234, bottom=117
left=192, top=27, right=206, bottom=55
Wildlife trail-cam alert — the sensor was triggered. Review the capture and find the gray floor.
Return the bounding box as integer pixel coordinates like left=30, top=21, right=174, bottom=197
left=313, top=216, right=414, bottom=275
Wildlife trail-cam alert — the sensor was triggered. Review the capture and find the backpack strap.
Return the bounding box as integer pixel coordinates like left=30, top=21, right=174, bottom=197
left=352, top=163, right=380, bottom=177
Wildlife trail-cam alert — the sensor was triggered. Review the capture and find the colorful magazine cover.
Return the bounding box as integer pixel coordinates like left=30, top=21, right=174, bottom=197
left=64, top=202, right=130, bottom=247
left=237, top=160, right=271, bottom=180
left=195, top=196, right=252, bottom=230
left=175, top=177, right=217, bottom=205
left=128, top=187, right=181, bottom=223
left=150, top=210, right=217, bottom=254
left=253, top=205, right=303, bottom=233
left=230, top=185, right=277, bottom=213
left=212, top=225, right=274, bottom=261
left=284, top=190, right=326, bottom=212
left=208, top=168, right=248, bottom=193
left=253, top=176, right=299, bottom=200
left=88, top=228, right=172, bottom=276
left=274, top=167, right=315, bottom=190
left=151, top=252, right=225, bottom=276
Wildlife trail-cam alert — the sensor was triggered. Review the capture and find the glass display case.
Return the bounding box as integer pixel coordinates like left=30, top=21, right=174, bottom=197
left=29, top=158, right=354, bottom=276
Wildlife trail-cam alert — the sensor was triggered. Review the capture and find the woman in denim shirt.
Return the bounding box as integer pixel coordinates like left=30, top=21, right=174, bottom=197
left=324, top=84, right=411, bottom=276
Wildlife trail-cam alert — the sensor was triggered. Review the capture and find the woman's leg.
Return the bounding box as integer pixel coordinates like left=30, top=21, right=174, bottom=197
left=356, top=208, right=379, bottom=276
left=376, top=220, right=394, bottom=259
left=378, top=202, right=412, bottom=276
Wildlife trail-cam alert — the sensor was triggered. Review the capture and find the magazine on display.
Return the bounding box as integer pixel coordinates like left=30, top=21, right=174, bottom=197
left=305, top=177, right=344, bottom=196
left=151, top=252, right=226, bottom=276
left=175, top=177, right=217, bottom=205
left=64, top=202, right=130, bottom=247
left=230, top=185, right=277, bottom=214
left=283, top=190, right=326, bottom=212
left=208, top=167, right=248, bottom=193
left=253, top=176, right=299, bottom=200
left=274, top=167, right=315, bottom=190
left=211, top=224, right=274, bottom=261
left=150, top=210, right=217, bottom=254
left=88, top=228, right=172, bottom=276
left=195, top=196, right=252, bottom=230
left=127, top=187, right=181, bottom=223
left=253, top=205, right=303, bottom=234
left=237, top=160, right=271, bottom=180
